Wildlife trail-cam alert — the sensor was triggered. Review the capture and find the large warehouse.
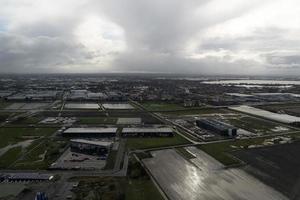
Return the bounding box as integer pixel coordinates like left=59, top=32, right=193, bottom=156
left=117, top=118, right=142, bottom=125
left=70, top=139, right=113, bottom=156
left=196, top=119, right=237, bottom=137
left=122, top=127, right=174, bottom=137
left=62, top=127, right=117, bottom=138
left=1, top=173, right=54, bottom=182
left=230, top=105, right=300, bottom=125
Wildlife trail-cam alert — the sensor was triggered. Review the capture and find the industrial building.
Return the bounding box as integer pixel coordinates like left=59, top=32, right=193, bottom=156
left=62, top=127, right=117, bottom=138
left=35, top=192, right=48, bottom=200
left=117, top=117, right=142, bottom=125
left=102, top=103, right=134, bottom=110
left=67, top=90, right=108, bottom=101
left=196, top=119, right=237, bottom=137
left=1, top=173, right=54, bottom=182
left=64, top=103, right=100, bottom=109
left=122, top=127, right=174, bottom=137
left=5, top=91, right=59, bottom=101
left=70, top=139, right=113, bottom=156
left=230, top=105, right=300, bottom=125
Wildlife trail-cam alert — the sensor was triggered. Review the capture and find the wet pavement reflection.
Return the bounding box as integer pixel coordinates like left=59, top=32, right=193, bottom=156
left=143, top=147, right=287, bottom=200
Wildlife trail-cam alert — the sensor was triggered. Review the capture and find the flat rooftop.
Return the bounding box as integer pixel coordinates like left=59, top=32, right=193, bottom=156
left=71, top=139, right=113, bottom=147
left=117, top=117, right=142, bottom=125
left=102, top=103, right=134, bottom=110
left=122, top=127, right=173, bottom=133
left=65, top=103, right=100, bottom=109
left=7, top=173, right=53, bottom=180
left=64, top=127, right=117, bottom=134
left=230, top=105, right=300, bottom=124
left=226, top=93, right=254, bottom=97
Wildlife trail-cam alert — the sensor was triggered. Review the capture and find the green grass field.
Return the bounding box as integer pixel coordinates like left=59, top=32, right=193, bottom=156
left=198, top=132, right=300, bottom=167
left=125, top=178, right=163, bottom=200
left=0, top=101, right=11, bottom=109
left=125, top=156, right=163, bottom=200
left=13, top=138, right=67, bottom=170
left=126, top=133, right=190, bottom=150
left=0, top=127, right=58, bottom=148
left=141, top=101, right=186, bottom=111
left=0, top=146, right=22, bottom=168
left=77, top=117, right=117, bottom=124
left=0, top=112, right=11, bottom=122
left=72, top=157, right=163, bottom=200
left=103, top=150, right=118, bottom=170
left=175, top=147, right=196, bottom=160
left=159, top=108, right=229, bottom=116
left=12, top=116, right=43, bottom=124
left=225, top=116, right=294, bottom=135
left=197, top=137, right=273, bottom=166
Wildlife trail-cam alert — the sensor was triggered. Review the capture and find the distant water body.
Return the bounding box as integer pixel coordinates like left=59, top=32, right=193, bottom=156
left=203, top=79, right=300, bottom=85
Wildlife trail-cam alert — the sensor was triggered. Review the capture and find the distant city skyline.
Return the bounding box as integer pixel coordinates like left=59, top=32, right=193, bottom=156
left=1, top=0, right=300, bottom=75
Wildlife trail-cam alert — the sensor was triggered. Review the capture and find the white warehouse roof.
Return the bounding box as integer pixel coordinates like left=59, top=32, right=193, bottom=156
left=117, top=118, right=142, bottom=125
left=122, top=127, right=173, bottom=133
left=230, top=105, right=300, bottom=124
left=71, top=139, right=113, bottom=147
left=64, top=127, right=117, bottom=134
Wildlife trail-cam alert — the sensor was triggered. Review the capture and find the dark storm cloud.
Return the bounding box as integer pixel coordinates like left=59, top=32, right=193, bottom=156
left=97, top=0, right=207, bottom=52
left=0, top=0, right=300, bottom=74
left=95, top=0, right=267, bottom=74
left=0, top=33, right=90, bottom=73
left=265, top=53, right=300, bottom=67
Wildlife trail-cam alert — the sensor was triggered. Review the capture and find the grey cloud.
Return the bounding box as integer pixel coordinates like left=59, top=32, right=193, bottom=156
left=265, top=53, right=300, bottom=67
left=0, top=0, right=300, bottom=75
left=0, top=33, right=90, bottom=73
left=98, top=0, right=264, bottom=53
left=111, top=49, right=263, bottom=75
left=97, top=0, right=207, bottom=53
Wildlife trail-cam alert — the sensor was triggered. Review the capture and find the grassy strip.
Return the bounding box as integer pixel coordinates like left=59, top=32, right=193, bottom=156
left=158, top=108, right=229, bottom=116
left=0, top=146, right=22, bottom=168
left=197, top=138, right=268, bottom=166
left=135, top=152, right=153, bottom=160
left=196, top=133, right=300, bottom=166
left=72, top=157, right=163, bottom=200
left=225, top=116, right=293, bottom=135
left=77, top=117, right=117, bottom=124
left=141, top=101, right=186, bottom=111
left=126, top=134, right=190, bottom=150
left=176, top=147, right=196, bottom=160
left=125, top=178, right=163, bottom=200
left=12, top=116, right=43, bottom=124
left=0, top=127, right=57, bottom=148
left=71, top=177, right=126, bottom=200
left=103, top=150, right=118, bottom=170
left=13, top=139, right=67, bottom=170
left=0, top=101, right=11, bottom=109
left=125, top=157, right=163, bottom=200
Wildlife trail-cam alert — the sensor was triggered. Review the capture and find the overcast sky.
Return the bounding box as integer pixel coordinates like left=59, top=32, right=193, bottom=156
left=1, top=0, right=300, bottom=75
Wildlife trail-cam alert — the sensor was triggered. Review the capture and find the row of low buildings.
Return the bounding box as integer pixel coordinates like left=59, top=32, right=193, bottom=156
left=230, top=105, right=300, bottom=125
left=4, top=91, right=61, bottom=101
left=67, top=90, right=128, bottom=101
left=65, top=126, right=174, bottom=157
left=62, top=127, right=174, bottom=138
left=0, top=173, right=54, bottom=182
